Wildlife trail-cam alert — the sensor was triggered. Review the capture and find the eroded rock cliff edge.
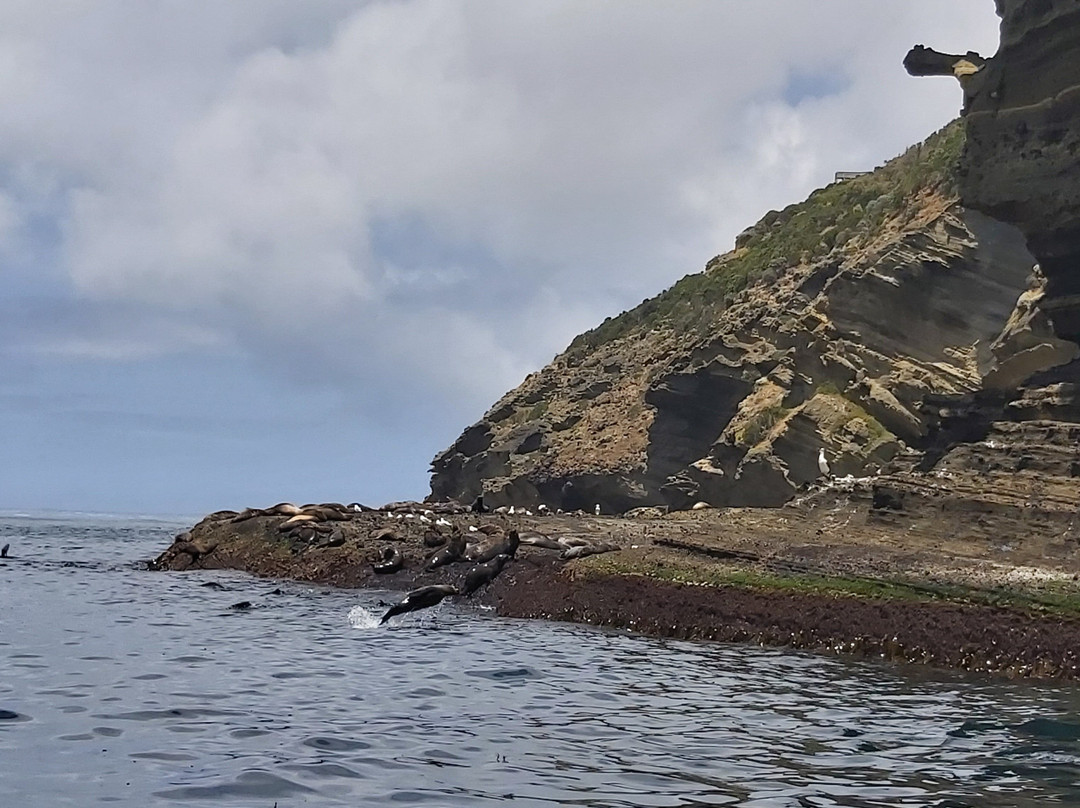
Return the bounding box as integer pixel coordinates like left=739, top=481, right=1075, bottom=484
left=961, top=0, right=1080, bottom=342
left=431, top=127, right=1035, bottom=512
left=432, top=1, right=1080, bottom=514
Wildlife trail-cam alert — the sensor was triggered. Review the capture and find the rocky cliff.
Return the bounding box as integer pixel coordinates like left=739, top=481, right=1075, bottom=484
left=432, top=0, right=1080, bottom=514
left=896, top=0, right=1080, bottom=480
left=960, top=0, right=1080, bottom=342
left=431, top=124, right=1038, bottom=512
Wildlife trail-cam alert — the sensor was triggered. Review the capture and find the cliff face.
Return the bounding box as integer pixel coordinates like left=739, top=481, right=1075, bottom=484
left=433, top=0, right=1080, bottom=513
left=431, top=125, right=1036, bottom=512
left=960, top=0, right=1080, bottom=342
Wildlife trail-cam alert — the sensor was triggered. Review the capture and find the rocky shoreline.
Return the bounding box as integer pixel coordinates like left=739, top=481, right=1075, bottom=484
left=152, top=467, right=1080, bottom=681
left=156, top=0, right=1080, bottom=682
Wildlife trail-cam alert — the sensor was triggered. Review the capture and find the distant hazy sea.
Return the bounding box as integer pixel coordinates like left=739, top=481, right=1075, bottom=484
left=2, top=513, right=1080, bottom=807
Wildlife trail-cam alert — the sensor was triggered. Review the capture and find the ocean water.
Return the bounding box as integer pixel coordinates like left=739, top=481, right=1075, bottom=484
left=2, top=515, right=1080, bottom=807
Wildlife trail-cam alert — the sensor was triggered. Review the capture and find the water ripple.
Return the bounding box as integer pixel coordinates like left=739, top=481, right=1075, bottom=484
left=3, top=515, right=1080, bottom=806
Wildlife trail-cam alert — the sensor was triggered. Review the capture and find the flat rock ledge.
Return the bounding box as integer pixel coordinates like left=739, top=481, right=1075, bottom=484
left=153, top=472, right=1080, bottom=680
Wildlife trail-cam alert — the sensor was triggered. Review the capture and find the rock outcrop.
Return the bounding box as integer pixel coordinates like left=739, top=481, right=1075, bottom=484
left=433, top=0, right=1080, bottom=514
left=154, top=0, right=1080, bottom=682
left=960, top=0, right=1080, bottom=342
left=902, top=0, right=1080, bottom=474
left=431, top=125, right=1036, bottom=512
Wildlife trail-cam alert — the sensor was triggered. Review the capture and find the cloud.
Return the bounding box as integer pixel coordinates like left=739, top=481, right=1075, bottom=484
left=1, top=1, right=1002, bottom=428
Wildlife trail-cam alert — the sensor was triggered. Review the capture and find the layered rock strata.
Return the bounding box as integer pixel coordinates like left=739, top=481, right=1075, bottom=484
left=431, top=127, right=1035, bottom=512
left=901, top=0, right=1080, bottom=482
left=960, top=0, right=1080, bottom=342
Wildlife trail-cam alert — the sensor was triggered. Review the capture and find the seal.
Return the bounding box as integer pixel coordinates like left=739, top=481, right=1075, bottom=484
left=560, top=541, right=617, bottom=560
left=519, top=532, right=564, bottom=551
left=471, top=495, right=488, bottom=514
left=267, top=502, right=302, bottom=517
left=305, top=505, right=349, bottom=522
left=426, top=530, right=465, bottom=569
left=380, top=584, right=458, bottom=624
left=423, top=530, right=447, bottom=548
left=231, top=502, right=301, bottom=522
left=280, top=513, right=318, bottom=529
left=466, top=530, right=520, bottom=563
left=372, top=546, right=404, bottom=575
left=462, top=554, right=510, bottom=595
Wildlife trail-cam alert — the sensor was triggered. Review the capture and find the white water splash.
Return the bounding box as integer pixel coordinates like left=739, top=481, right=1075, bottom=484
left=347, top=605, right=381, bottom=629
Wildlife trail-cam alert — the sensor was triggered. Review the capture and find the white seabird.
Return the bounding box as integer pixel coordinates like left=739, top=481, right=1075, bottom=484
left=818, top=448, right=831, bottom=478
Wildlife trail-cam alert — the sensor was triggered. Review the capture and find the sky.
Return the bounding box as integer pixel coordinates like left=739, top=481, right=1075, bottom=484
left=0, top=1, right=1002, bottom=516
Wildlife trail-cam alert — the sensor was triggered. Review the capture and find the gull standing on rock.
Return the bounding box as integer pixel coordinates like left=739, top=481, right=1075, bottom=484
left=818, top=448, right=831, bottom=478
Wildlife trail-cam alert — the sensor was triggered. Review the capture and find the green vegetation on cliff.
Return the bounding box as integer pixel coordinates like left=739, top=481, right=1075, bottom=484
left=568, top=121, right=965, bottom=354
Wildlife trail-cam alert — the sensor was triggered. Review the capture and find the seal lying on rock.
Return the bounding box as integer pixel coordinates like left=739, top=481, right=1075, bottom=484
left=518, top=532, right=564, bottom=551
left=560, top=541, right=618, bottom=560
left=280, top=513, right=318, bottom=529
left=232, top=502, right=302, bottom=522
left=372, top=546, right=403, bottom=574
left=427, top=531, right=465, bottom=569
left=380, top=585, right=458, bottom=624
left=462, top=554, right=511, bottom=595
left=465, top=530, right=519, bottom=563
left=423, top=529, right=446, bottom=548
left=303, top=505, right=351, bottom=522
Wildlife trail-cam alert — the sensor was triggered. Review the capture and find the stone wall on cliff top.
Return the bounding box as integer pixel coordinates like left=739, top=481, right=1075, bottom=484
left=430, top=121, right=1039, bottom=513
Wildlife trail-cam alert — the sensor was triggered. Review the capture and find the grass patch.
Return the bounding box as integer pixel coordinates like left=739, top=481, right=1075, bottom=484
left=565, top=121, right=965, bottom=358
left=737, top=403, right=790, bottom=446
left=578, top=553, right=1080, bottom=616
left=813, top=390, right=894, bottom=450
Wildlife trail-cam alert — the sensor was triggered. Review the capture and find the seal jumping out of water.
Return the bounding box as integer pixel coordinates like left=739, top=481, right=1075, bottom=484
left=380, top=585, right=458, bottom=624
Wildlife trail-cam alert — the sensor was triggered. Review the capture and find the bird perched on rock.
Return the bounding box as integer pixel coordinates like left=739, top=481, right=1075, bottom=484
left=818, top=448, right=831, bottom=478
left=380, top=585, right=458, bottom=624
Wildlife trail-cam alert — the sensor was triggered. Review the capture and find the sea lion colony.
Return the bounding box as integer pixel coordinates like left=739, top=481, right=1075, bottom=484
left=153, top=499, right=620, bottom=623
